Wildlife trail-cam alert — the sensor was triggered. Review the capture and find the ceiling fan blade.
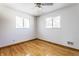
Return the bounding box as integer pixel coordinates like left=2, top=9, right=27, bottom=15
left=34, top=3, right=53, bottom=8
left=41, top=3, right=53, bottom=6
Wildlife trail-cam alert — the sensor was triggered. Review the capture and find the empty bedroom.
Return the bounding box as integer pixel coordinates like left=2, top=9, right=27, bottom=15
left=0, top=3, right=79, bottom=56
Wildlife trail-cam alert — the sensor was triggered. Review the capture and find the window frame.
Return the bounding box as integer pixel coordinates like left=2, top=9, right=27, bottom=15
left=45, top=17, right=53, bottom=28
left=16, top=16, right=30, bottom=29
left=45, top=16, right=61, bottom=29
left=53, top=16, right=61, bottom=28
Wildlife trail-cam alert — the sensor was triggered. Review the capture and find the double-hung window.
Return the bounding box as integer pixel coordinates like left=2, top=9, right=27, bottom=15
left=45, top=16, right=61, bottom=28
left=53, top=16, right=61, bottom=28
left=46, top=17, right=53, bottom=28
left=24, top=18, right=30, bottom=28
left=16, top=16, right=30, bottom=28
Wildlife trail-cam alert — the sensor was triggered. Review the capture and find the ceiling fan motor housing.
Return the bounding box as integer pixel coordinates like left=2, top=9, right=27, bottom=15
left=35, top=3, right=53, bottom=8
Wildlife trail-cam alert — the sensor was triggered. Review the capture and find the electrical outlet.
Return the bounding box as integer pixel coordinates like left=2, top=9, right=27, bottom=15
left=12, top=40, right=15, bottom=42
left=67, top=41, right=74, bottom=45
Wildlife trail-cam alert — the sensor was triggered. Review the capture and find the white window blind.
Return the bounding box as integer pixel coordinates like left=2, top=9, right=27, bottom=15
left=16, top=16, right=23, bottom=28
left=24, top=18, right=30, bottom=28
left=16, top=16, right=30, bottom=28
left=45, top=16, right=61, bottom=28
left=46, top=17, right=53, bottom=28
left=53, top=16, right=61, bottom=28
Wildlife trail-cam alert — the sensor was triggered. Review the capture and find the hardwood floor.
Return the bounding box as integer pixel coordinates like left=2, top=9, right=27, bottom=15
left=0, top=39, right=79, bottom=56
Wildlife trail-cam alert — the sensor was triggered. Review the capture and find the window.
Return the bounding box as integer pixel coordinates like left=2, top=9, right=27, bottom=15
left=45, top=16, right=61, bottom=28
left=24, top=18, right=30, bottom=28
left=45, top=17, right=53, bottom=28
left=16, top=16, right=30, bottom=28
left=53, top=16, right=61, bottom=28
left=16, top=16, right=23, bottom=28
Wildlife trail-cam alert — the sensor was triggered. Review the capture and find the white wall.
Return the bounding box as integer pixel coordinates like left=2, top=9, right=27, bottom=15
left=0, top=5, right=36, bottom=47
left=0, top=4, right=79, bottom=49
left=37, top=4, right=79, bottom=49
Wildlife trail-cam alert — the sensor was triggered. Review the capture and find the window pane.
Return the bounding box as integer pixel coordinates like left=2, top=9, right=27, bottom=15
left=46, top=17, right=53, bottom=28
left=24, top=18, right=30, bottom=28
left=16, top=16, right=23, bottom=28
left=53, top=16, right=61, bottom=28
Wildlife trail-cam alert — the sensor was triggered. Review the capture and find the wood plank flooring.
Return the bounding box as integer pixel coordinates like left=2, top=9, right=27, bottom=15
left=0, top=39, right=79, bottom=56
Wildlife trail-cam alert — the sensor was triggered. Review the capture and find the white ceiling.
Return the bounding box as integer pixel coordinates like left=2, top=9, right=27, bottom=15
left=1, top=3, right=75, bottom=16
